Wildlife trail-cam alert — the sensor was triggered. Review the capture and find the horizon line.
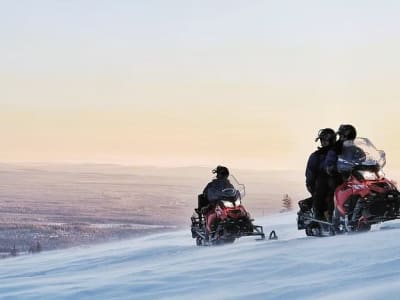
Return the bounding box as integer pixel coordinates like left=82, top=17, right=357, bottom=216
left=0, top=160, right=304, bottom=172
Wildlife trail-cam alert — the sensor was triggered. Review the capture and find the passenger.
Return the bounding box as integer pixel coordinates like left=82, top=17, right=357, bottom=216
left=323, top=124, right=359, bottom=219
left=305, top=128, right=336, bottom=221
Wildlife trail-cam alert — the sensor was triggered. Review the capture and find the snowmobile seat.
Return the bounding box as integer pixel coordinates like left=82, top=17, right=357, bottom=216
left=198, top=194, right=209, bottom=211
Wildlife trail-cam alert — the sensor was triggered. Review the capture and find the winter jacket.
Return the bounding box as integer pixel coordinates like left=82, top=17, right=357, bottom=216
left=336, top=141, right=366, bottom=173
left=202, top=178, right=234, bottom=205
left=322, top=141, right=343, bottom=175
left=305, top=147, right=330, bottom=193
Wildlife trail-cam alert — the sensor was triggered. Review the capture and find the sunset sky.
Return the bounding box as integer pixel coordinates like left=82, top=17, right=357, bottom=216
left=1, top=1, right=400, bottom=170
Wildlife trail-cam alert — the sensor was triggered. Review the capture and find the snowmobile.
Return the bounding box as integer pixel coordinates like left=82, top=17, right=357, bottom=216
left=191, top=175, right=268, bottom=246
left=298, top=138, right=400, bottom=236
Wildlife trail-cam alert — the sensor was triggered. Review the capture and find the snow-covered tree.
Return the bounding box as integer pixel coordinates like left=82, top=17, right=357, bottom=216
left=280, top=194, right=292, bottom=212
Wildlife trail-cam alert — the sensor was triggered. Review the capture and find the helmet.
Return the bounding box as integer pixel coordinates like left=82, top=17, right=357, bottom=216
left=337, top=124, right=357, bottom=141
left=212, top=165, right=229, bottom=179
left=315, top=128, right=336, bottom=146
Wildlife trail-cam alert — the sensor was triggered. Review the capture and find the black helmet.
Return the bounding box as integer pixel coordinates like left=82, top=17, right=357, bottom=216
left=212, top=165, right=229, bottom=179
left=315, top=128, right=336, bottom=146
left=337, top=124, right=357, bottom=141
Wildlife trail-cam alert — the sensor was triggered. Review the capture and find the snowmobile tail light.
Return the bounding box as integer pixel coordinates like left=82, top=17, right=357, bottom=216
left=221, top=200, right=234, bottom=208
left=359, top=170, right=378, bottom=181
left=234, top=199, right=241, bottom=207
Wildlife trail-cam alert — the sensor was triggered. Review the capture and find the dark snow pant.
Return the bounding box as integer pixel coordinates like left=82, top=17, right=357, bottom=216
left=312, top=175, right=330, bottom=221
left=327, top=175, right=344, bottom=219
left=313, top=175, right=342, bottom=221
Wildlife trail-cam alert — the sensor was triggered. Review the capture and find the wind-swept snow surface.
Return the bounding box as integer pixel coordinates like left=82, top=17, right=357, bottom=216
left=1, top=212, right=400, bottom=300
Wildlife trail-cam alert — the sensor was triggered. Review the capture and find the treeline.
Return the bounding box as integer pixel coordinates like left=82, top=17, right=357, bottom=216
left=0, top=241, right=42, bottom=259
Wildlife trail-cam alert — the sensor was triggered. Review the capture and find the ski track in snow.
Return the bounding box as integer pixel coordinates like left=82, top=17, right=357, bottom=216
left=1, top=212, right=400, bottom=300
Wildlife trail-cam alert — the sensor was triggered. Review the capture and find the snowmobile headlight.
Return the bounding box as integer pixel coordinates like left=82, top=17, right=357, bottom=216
left=359, top=170, right=378, bottom=181
left=377, top=170, right=385, bottom=179
left=221, top=200, right=234, bottom=208
left=234, top=199, right=241, bottom=207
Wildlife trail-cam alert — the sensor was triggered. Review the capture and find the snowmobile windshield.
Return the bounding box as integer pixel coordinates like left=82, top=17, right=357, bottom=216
left=228, top=174, right=245, bottom=199
left=337, top=137, right=386, bottom=173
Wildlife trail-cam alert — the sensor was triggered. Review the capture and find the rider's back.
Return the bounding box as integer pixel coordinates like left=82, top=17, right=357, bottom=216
left=203, top=178, right=234, bottom=204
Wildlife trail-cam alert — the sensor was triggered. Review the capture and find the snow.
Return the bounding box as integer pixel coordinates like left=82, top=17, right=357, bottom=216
left=1, top=212, right=400, bottom=300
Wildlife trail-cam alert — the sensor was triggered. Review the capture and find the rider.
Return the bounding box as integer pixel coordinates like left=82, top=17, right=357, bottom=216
left=324, top=124, right=358, bottom=171
left=338, top=124, right=357, bottom=148
left=324, top=124, right=361, bottom=178
left=305, top=128, right=337, bottom=221
left=337, top=124, right=365, bottom=164
left=202, top=165, right=234, bottom=239
left=322, top=124, right=359, bottom=219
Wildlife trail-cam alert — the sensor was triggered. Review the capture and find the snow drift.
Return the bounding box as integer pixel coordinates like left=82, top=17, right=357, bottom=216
left=1, top=212, right=400, bottom=300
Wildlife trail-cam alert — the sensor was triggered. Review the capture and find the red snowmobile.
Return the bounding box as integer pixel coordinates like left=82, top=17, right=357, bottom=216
left=191, top=175, right=269, bottom=246
left=298, top=138, right=400, bottom=236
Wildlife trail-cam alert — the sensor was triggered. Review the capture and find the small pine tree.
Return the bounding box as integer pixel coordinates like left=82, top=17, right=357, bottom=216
left=281, top=194, right=292, bottom=212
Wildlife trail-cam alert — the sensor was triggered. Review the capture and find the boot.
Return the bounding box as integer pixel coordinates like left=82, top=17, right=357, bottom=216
left=324, top=210, right=332, bottom=223
left=204, top=228, right=211, bottom=245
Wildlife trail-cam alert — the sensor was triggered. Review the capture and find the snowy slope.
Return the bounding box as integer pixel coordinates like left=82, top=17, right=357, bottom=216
left=1, top=212, right=400, bottom=300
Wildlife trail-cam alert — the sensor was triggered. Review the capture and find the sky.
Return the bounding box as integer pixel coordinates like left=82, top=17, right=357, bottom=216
left=1, top=212, right=400, bottom=299
left=1, top=0, right=400, bottom=170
